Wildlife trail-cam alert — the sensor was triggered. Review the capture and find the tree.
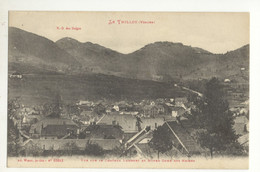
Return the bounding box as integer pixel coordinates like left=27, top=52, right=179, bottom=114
left=52, top=93, right=62, bottom=117
left=85, top=141, right=104, bottom=156
left=149, top=126, right=173, bottom=159
left=63, top=141, right=79, bottom=156
left=43, top=93, right=62, bottom=118
left=66, top=104, right=81, bottom=116
left=93, top=104, right=106, bottom=116
left=111, top=146, right=125, bottom=156
left=136, top=116, right=142, bottom=131
left=190, top=77, right=241, bottom=157
left=7, top=99, right=22, bottom=157
left=25, top=143, right=44, bottom=157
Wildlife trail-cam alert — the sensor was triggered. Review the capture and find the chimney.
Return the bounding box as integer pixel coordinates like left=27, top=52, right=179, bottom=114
left=77, top=129, right=80, bottom=139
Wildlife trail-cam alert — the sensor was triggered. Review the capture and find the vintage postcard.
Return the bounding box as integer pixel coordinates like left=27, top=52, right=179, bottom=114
left=7, top=11, right=249, bottom=168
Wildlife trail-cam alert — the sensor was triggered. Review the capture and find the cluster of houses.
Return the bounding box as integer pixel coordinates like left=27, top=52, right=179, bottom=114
left=221, top=77, right=249, bottom=148
left=73, top=97, right=191, bottom=126
left=11, top=96, right=211, bottom=158
left=11, top=93, right=249, bottom=158
left=20, top=113, right=205, bottom=157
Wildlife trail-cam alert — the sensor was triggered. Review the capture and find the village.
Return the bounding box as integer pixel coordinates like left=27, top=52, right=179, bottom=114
left=8, top=89, right=249, bottom=158
left=4, top=10, right=252, bottom=170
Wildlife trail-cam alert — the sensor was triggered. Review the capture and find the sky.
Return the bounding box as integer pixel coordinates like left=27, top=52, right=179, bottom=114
left=9, top=11, right=249, bottom=54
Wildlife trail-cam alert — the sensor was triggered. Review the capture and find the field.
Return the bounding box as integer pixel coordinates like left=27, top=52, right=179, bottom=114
left=8, top=74, right=187, bottom=106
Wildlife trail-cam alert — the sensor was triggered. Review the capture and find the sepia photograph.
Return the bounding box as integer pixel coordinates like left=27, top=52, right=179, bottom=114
left=6, top=11, right=249, bottom=169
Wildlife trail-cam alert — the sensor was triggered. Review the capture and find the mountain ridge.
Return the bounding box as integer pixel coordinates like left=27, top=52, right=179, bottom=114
left=9, top=27, right=249, bottom=82
left=8, top=27, right=81, bottom=74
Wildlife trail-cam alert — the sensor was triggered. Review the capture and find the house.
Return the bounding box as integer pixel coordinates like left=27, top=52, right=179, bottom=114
left=237, top=133, right=249, bottom=148
left=141, top=117, right=165, bottom=130
left=105, top=108, right=112, bottom=113
left=40, top=124, right=79, bottom=139
left=175, top=97, right=188, bottom=107
left=224, top=79, right=231, bottom=83
left=163, top=103, right=175, bottom=115
left=19, top=107, right=38, bottom=116
left=80, top=110, right=95, bottom=116
left=113, top=105, right=120, bottom=112
left=23, top=138, right=122, bottom=154
left=123, top=127, right=153, bottom=158
left=143, top=105, right=159, bottom=117
left=78, top=116, right=91, bottom=125
left=22, top=115, right=42, bottom=125
left=150, top=101, right=155, bottom=106
left=155, top=98, right=165, bottom=104
left=233, top=115, right=249, bottom=135
left=137, top=131, right=153, bottom=144
left=129, top=142, right=154, bottom=158
left=165, top=102, right=174, bottom=107
left=163, top=121, right=205, bottom=156
left=170, top=107, right=186, bottom=117
left=98, top=112, right=138, bottom=134
left=29, top=117, right=78, bottom=138
left=120, top=111, right=139, bottom=116
left=84, top=124, right=124, bottom=141
left=89, top=139, right=122, bottom=150
left=9, top=72, right=22, bottom=79
left=158, top=105, right=165, bottom=114
left=117, top=101, right=130, bottom=111
left=132, top=104, right=143, bottom=112
left=234, top=115, right=249, bottom=152
left=79, top=110, right=99, bottom=124
left=76, top=100, right=94, bottom=106
left=93, top=103, right=106, bottom=115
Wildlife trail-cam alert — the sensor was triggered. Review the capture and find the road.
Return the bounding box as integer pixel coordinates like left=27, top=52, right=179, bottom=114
left=174, top=84, right=203, bottom=97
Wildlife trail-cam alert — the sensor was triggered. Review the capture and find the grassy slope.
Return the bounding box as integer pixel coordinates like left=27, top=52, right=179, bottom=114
left=8, top=74, right=186, bottom=106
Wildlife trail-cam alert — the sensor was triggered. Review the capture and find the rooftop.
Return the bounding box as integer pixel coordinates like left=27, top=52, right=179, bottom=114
left=41, top=124, right=79, bottom=138
left=98, top=112, right=138, bottom=133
